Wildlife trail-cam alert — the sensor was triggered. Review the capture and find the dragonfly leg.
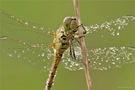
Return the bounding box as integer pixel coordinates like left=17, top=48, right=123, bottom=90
left=74, top=37, right=81, bottom=45
left=73, top=34, right=85, bottom=46
left=76, top=24, right=86, bottom=34
left=69, top=24, right=86, bottom=35
left=75, top=24, right=86, bottom=38
left=69, top=38, right=76, bottom=59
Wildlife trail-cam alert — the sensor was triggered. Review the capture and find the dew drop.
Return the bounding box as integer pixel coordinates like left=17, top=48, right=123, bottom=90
left=112, top=62, right=115, bottom=64
left=33, top=26, right=36, bottom=29
left=25, top=21, right=28, bottom=26
left=42, top=53, right=45, bottom=57
left=18, top=54, right=20, bottom=58
left=116, top=32, right=120, bottom=35
left=8, top=54, right=12, bottom=57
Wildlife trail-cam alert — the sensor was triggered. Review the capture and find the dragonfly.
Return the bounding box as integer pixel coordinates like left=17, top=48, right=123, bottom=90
left=0, top=10, right=135, bottom=90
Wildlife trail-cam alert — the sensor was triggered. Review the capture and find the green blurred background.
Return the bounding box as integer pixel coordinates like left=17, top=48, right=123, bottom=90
left=0, top=0, right=134, bottom=90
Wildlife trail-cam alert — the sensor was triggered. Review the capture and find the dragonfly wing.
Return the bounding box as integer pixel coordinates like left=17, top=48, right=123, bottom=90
left=0, top=10, right=54, bottom=71
left=62, top=46, right=135, bottom=71
left=87, top=46, right=135, bottom=70
left=84, top=15, right=135, bottom=46
left=0, top=10, right=53, bottom=44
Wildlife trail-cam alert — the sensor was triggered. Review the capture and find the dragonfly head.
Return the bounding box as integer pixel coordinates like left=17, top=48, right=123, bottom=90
left=63, top=16, right=77, bottom=31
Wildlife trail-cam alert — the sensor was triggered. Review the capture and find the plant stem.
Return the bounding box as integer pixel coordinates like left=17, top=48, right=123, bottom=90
left=73, top=0, right=93, bottom=90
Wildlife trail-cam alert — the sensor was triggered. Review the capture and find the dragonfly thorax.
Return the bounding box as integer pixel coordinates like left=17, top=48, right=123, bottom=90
left=53, top=27, right=69, bottom=55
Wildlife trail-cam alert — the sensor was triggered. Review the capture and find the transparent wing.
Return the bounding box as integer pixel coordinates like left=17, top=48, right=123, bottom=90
left=0, top=10, right=54, bottom=71
left=0, top=36, right=54, bottom=71
left=84, top=15, right=135, bottom=46
left=62, top=46, right=135, bottom=71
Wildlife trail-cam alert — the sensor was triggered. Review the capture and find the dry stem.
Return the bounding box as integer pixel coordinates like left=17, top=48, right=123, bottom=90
left=73, top=0, right=93, bottom=90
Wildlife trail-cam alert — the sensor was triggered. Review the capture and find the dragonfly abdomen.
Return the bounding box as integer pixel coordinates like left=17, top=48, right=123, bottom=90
left=45, top=53, right=62, bottom=90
